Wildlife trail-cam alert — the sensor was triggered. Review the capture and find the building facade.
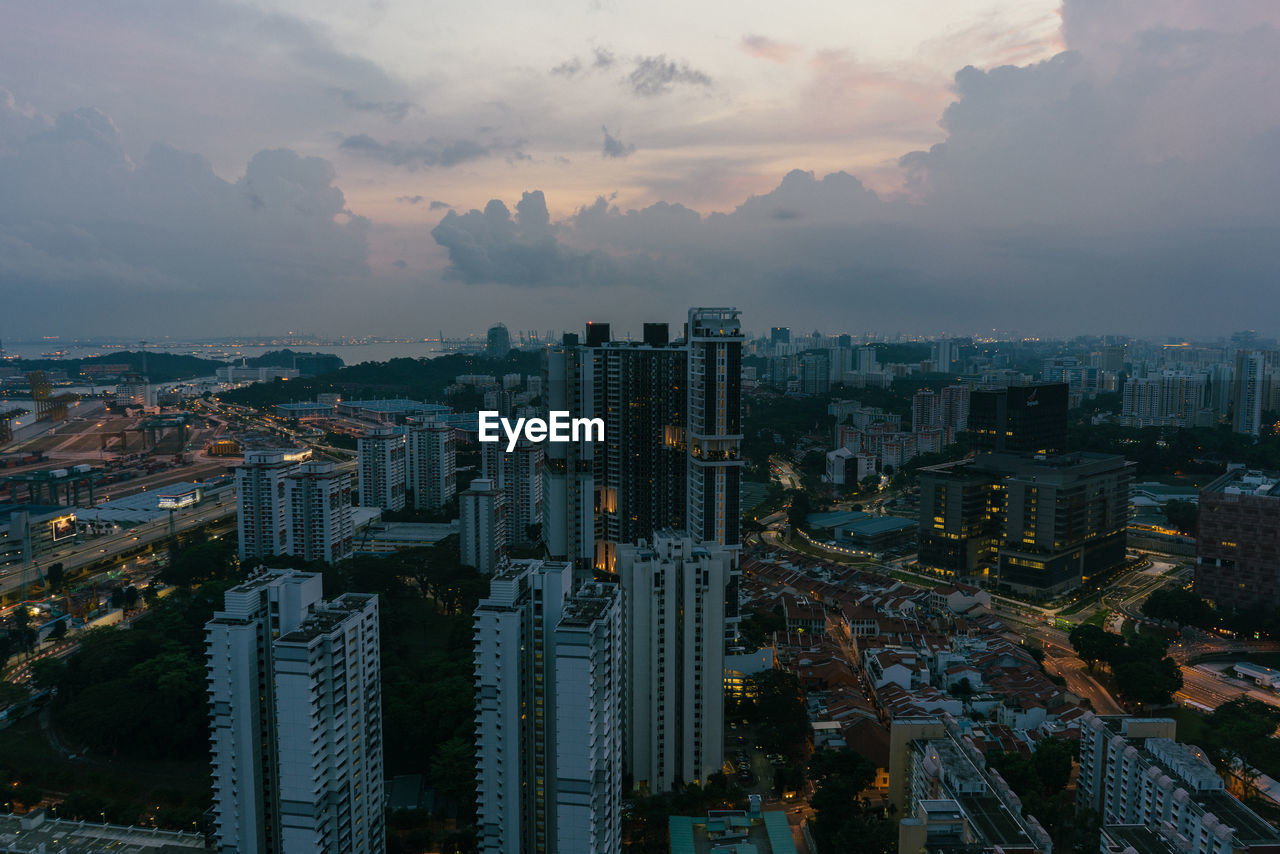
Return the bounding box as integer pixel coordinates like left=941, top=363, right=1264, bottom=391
left=283, top=462, right=354, bottom=565
left=473, top=561, right=622, bottom=854
left=460, top=477, right=508, bottom=574
left=1196, top=468, right=1280, bottom=610
left=616, top=532, right=728, bottom=793
left=235, top=449, right=311, bottom=562
left=357, top=426, right=407, bottom=511
left=207, top=571, right=383, bottom=854
left=968, top=383, right=1069, bottom=455
left=483, top=439, right=545, bottom=547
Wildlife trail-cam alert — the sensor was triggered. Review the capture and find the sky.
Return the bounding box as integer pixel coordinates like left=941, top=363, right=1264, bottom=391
left=2, top=0, right=1279, bottom=340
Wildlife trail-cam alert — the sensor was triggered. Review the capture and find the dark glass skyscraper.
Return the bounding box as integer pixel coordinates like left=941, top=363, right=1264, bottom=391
left=968, top=382, right=1068, bottom=455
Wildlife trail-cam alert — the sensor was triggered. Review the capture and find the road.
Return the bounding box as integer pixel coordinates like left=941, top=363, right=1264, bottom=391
left=0, top=497, right=235, bottom=596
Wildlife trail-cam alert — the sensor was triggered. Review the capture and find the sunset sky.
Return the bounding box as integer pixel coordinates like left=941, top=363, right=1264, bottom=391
left=4, top=0, right=1280, bottom=338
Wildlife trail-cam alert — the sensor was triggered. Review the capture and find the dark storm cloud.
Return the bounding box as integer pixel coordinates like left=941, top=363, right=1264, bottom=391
left=601, top=126, right=635, bottom=159
left=339, top=134, right=490, bottom=169
left=0, top=97, right=368, bottom=332
left=627, top=55, right=712, bottom=96
left=429, top=200, right=453, bottom=210
left=326, top=87, right=414, bottom=121
left=430, top=190, right=621, bottom=286
left=432, top=1, right=1280, bottom=335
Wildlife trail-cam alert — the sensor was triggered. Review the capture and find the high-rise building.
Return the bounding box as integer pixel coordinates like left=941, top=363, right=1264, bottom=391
left=357, top=426, right=407, bottom=510
left=207, top=570, right=383, bottom=854
left=939, top=384, right=969, bottom=431
left=930, top=339, right=958, bottom=374
left=543, top=309, right=742, bottom=573
left=235, top=449, right=312, bottom=562
left=408, top=420, right=456, bottom=511
left=283, top=462, right=354, bottom=565
left=911, top=389, right=940, bottom=432
left=1196, top=468, right=1280, bottom=610
left=474, top=561, right=623, bottom=854
left=1077, top=714, right=1280, bottom=854
left=486, top=323, right=512, bottom=358
left=769, top=327, right=790, bottom=347
left=460, top=477, right=507, bottom=574
left=483, top=438, right=544, bottom=547
left=968, top=382, right=1068, bottom=455
left=1233, top=350, right=1264, bottom=437
left=856, top=347, right=879, bottom=374
left=799, top=350, right=830, bottom=394
left=617, top=532, right=727, bottom=792
left=918, top=452, right=1134, bottom=597
left=1120, top=372, right=1208, bottom=428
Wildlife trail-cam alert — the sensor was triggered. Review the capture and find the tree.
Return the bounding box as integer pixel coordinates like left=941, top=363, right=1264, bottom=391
left=1142, top=588, right=1213, bottom=627
left=1068, top=624, right=1122, bottom=669
left=786, top=490, right=812, bottom=533
left=1113, top=657, right=1183, bottom=706
left=808, top=749, right=894, bottom=854
left=1163, top=499, right=1198, bottom=536
left=46, top=562, right=65, bottom=592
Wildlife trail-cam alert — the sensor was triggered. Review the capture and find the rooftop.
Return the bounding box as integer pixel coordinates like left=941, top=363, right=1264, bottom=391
left=0, top=811, right=204, bottom=852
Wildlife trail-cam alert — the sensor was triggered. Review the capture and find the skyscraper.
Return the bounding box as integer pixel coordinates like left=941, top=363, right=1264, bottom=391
left=408, top=420, right=456, bottom=510
left=685, top=307, right=744, bottom=558
left=474, top=561, right=623, bottom=854
left=482, top=438, right=544, bottom=546
left=486, top=323, right=512, bottom=358
left=1233, top=349, right=1264, bottom=437
left=968, top=382, right=1068, bottom=455
left=930, top=339, right=958, bottom=374
left=799, top=350, right=830, bottom=394
left=769, top=326, right=790, bottom=347
left=911, top=389, right=940, bottom=432
left=357, top=426, right=407, bottom=510
left=235, top=449, right=312, bottom=562
left=460, top=477, right=507, bottom=574
left=617, top=532, right=728, bottom=792
left=283, top=461, right=354, bottom=565
left=207, top=570, right=383, bottom=854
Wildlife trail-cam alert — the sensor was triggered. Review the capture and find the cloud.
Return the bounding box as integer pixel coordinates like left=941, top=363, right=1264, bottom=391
left=551, top=47, right=617, bottom=78
left=397, top=194, right=425, bottom=204
left=430, top=190, right=620, bottom=286
left=339, top=134, right=490, bottom=169
left=740, top=35, right=799, bottom=63
left=601, top=126, right=635, bottom=159
left=628, top=55, right=712, bottom=96
left=430, top=1, right=1280, bottom=336
left=429, top=200, right=453, bottom=210
left=326, top=88, right=414, bottom=122
left=0, top=99, right=369, bottom=335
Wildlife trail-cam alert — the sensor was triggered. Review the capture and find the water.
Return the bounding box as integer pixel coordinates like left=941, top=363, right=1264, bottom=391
left=2, top=340, right=454, bottom=364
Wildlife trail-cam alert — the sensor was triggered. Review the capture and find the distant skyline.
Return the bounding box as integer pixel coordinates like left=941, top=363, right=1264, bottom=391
left=4, top=0, right=1280, bottom=338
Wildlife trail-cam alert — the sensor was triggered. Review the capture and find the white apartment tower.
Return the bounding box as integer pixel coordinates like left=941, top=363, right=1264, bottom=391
left=273, top=593, right=383, bottom=853
left=616, top=531, right=727, bottom=792
left=408, top=420, right=456, bottom=510
left=473, top=561, right=622, bottom=854
left=357, top=426, right=407, bottom=510
left=284, top=461, right=354, bottom=564
left=206, top=570, right=384, bottom=854
left=460, top=477, right=508, bottom=574
left=482, top=439, right=544, bottom=547
left=235, top=449, right=311, bottom=562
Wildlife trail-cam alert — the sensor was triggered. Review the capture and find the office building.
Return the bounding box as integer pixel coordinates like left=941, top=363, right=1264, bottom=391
left=207, top=570, right=383, bottom=854
left=1233, top=350, right=1264, bottom=437
left=474, top=561, right=623, bottom=854
left=357, top=426, right=407, bottom=511
left=1078, top=714, right=1280, bottom=854
left=918, top=452, right=1134, bottom=597
left=235, top=449, right=312, bottom=562
left=617, top=532, right=728, bottom=792
left=769, top=327, right=790, bottom=347
left=968, top=383, right=1068, bottom=455
left=1196, top=468, right=1280, bottom=610
left=460, top=477, right=507, bottom=574
left=283, top=462, right=354, bottom=565
left=408, top=420, right=456, bottom=511
left=483, top=439, right=544, bottom=547
left=891, top=717, right=1051, bottom=853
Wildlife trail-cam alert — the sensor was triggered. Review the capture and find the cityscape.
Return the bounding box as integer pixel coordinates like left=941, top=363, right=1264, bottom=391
left=5, top=2, right=1280, bottom=854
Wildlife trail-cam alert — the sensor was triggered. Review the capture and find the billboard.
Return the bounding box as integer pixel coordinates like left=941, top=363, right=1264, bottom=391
left=50, top=515, right=75, bottom=541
